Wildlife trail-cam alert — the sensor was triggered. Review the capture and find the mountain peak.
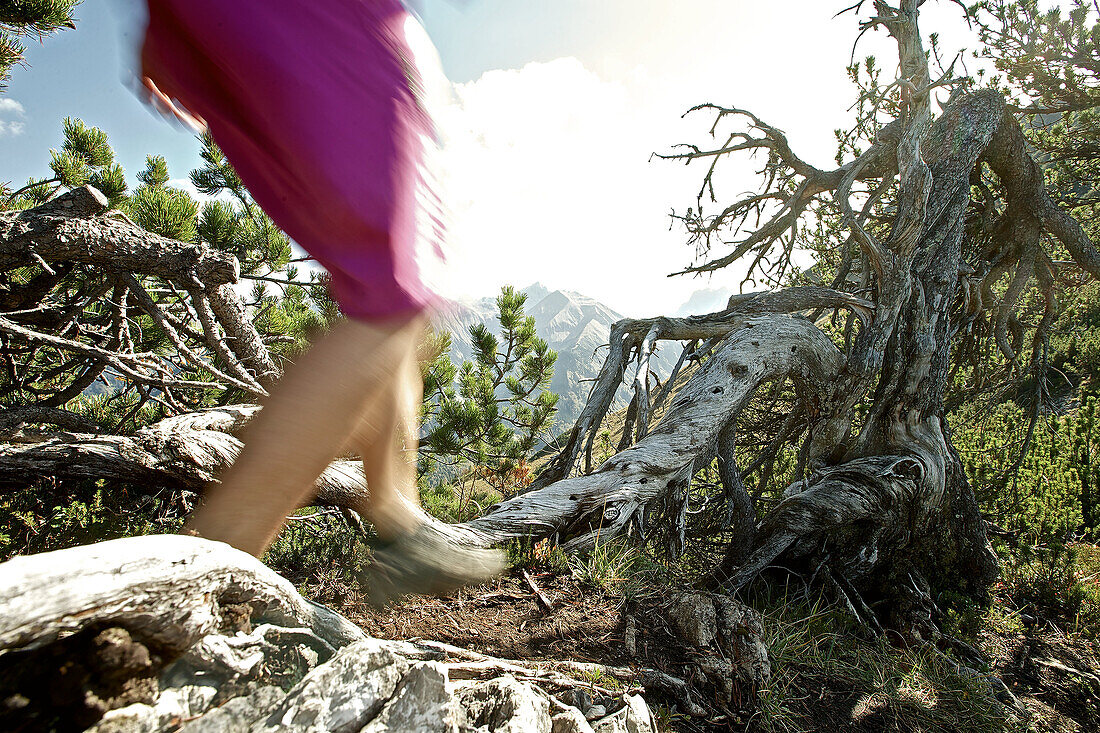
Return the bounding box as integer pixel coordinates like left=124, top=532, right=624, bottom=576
left=435, top=284, right=673, bottom=427
left=674, top=286, right=737, bottom=317
left=520, top=282, right=551, bottom=305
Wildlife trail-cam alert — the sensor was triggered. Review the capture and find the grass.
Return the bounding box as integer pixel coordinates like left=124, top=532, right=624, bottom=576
left=567, top=538, right=659, bottom=596
left=751, top=585, right=1025, bottom=733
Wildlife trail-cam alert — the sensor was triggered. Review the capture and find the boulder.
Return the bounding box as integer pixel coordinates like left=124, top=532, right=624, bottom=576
left=255, top=640, right=408, bottom=732
left=457, top=675, right=552, bottom=733
left=361, top=662, right=458, bottom=733
left=180, top=686, right=284, bottom=732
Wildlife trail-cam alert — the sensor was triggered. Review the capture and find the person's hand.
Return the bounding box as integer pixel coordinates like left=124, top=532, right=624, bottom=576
left=143, top=76, right=208, bottom=133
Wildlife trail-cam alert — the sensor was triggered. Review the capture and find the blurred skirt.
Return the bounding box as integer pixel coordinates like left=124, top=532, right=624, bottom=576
left=141, top=0, right=444, bottom=319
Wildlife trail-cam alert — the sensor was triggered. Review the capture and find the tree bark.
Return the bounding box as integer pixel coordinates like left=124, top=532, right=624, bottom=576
left=464, top=315, right=843, bottom=551
left=0, top=187, right=239, bottom=286
left=0, top=534, right=364, bottom=656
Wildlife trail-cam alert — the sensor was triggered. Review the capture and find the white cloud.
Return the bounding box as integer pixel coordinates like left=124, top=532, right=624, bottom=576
left=432, top=58, right=752, bottom=316
left=0, top=98, right=26, bottom=138
left=419, top=0, right=1028, bottom=316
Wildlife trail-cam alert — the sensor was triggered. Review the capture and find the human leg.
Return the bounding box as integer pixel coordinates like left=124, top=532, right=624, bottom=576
left=349, top=327, right=506, bottom=607
left=348, top=340, right=424, bottom=541
left=184, top=315, right=423, bottom=557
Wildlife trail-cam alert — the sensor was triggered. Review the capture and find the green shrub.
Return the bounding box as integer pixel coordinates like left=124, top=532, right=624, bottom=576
left=420, top=479, right=499, bottom=524
left=505, top=536, right=569, bottom=572
left=955, top=398, right=1096, bottom=546
left=0, top=481, right=179, bottom=559
left=996, top=543, right=1100, bottom=637
left=262, top=509, right=368, bottom=588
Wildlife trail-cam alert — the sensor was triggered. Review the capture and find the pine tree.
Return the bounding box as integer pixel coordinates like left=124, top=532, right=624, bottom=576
left=420, top=286, right=558, bottom=495
left=0, top=0, right=80, bottom=91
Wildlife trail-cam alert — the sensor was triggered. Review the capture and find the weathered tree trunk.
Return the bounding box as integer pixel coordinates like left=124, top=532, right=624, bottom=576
left=0, top=534, right=364, bottom=656
left=0, top=186, right=239, bottom=286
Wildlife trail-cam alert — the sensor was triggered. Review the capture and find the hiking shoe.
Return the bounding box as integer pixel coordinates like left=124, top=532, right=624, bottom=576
left=362, top=523, right=505, bottom=608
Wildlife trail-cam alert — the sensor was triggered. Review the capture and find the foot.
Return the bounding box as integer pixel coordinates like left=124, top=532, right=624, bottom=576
left=361, top=523, right=505, bottom=608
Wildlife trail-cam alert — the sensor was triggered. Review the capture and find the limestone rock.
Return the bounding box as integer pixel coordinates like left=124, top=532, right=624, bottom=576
left=361, top=662, right=457, bottom=733
left=551, top=706, right=595, bottom=733
left=87, top=703, right=159, bottom=733
left=457, top=675, right=551, bottom=733
left=716, top=597, right=770, bottom=686
left=88, top=684, right=219, bottom=733
left=179, top=686, right=283, bottom=732
left=666, top=591, right=770, bottom=687
left=255, top=640, right=408, bottom=732
left=590, top=694, right=654, bottom=733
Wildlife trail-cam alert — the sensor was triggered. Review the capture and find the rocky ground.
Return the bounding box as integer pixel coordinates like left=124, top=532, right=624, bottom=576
left=1, top=535, right=1097, bottom=732
left=0, top=537, right=680, bottom=733
left=339, top=570, right=1100, bottom=733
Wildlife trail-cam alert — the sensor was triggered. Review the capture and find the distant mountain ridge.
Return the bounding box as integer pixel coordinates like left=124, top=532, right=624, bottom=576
left=433, top=284, right=680, bottom=427
left=673, top=286, right=737, bottom=317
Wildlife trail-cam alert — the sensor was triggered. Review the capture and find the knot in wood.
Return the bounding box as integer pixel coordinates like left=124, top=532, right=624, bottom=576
left=888, top=457, right=924, bottom=483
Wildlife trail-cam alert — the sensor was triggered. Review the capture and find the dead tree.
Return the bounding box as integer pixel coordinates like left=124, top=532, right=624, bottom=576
left=457, top=0, right=1100, bottom=636
left=0, top=185, right=276, bottom=418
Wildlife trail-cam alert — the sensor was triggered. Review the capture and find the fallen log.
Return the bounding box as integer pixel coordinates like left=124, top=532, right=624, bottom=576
left=0, top=534, right=364, bottom=656
left=0, top=186, right=239, bottom=287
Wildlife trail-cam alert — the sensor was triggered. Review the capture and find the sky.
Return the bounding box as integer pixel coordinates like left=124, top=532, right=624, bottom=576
left=0, top=0, right=1017, bottom=316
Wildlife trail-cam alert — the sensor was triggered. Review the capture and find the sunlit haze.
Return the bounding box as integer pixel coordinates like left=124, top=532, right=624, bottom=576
left=0, top=0, right=1058, bottom=315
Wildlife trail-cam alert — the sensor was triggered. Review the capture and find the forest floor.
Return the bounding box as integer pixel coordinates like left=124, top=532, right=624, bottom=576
left=291, top=546, right=1100, bottom=733
left=984, top=623, right=1099, bottom=733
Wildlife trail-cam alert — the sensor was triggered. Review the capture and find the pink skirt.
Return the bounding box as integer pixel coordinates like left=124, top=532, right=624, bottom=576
left=142, top=0, right=441, bottom=320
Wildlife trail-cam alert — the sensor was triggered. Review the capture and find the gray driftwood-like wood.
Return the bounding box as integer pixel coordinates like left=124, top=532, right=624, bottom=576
left=0, top=534, right=364, bottom=656
left=0, top=405, right=373, bottom=513
left=465, top=314, right=843, bottom=551
left=531, top=286, right=871, bottom=488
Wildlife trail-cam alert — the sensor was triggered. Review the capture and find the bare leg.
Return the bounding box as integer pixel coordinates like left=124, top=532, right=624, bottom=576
left=347, top=338, right=424, bottom=541
left=185, top=314, right=425, bottom=556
